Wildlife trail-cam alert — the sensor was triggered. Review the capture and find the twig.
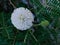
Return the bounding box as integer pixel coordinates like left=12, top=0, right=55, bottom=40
left=9, top=0, right=16, bottom=9
left=0, top=26, right=13, bottom=29
left=29, top=30, right=38, bottom=42
left=12, top=36, right=16, bottom=45
left=4, top=28, right=10, bottom=39
left=2, top=13, right=10, bottom=39
left=29, top=30, right=41, bottom=45
left=9, top=0, right=26, bottom=44
left=24, top=30, right=40, bottom=44
left=24, top=30, right=29, bottom=43
left=39, top=0, right=49, bottom=7
left=12, top=30, right=18, bottom=45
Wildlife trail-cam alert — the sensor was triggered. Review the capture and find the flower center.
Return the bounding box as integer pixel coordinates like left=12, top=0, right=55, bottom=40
left=20, top=15, right=25, bottom=22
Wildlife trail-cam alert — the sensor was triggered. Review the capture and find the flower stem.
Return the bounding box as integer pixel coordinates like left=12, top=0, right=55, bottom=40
left=33, top=24, right=41, bottom=27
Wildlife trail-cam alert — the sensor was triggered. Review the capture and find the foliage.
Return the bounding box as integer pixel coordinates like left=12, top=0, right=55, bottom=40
left=0, top=0, right=60, bottom=45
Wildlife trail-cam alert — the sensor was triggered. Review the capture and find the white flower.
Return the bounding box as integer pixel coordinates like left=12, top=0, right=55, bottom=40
left=11, top=7, right=34, bottom=30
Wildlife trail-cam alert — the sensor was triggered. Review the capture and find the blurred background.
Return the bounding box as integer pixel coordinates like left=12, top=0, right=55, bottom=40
left=0, top=0, right=60, bottom=45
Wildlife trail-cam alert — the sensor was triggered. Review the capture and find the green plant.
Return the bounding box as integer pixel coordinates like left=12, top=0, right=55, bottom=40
left=0, top=0, right=60, bottom=45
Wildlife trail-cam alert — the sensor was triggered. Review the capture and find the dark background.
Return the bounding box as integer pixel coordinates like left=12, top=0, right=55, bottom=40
left=0, top=0, right=60, bottom=45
